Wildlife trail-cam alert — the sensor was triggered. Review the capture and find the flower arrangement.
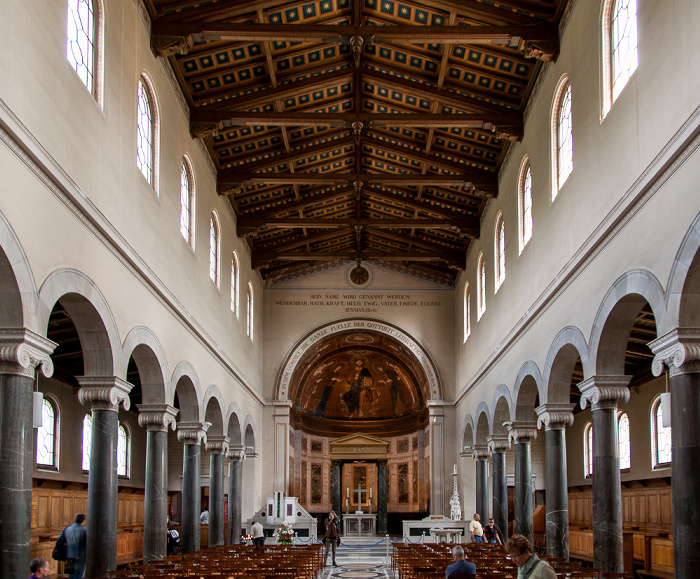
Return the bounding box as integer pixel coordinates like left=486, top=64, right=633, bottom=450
left=275, top=522, right=295, bottom=545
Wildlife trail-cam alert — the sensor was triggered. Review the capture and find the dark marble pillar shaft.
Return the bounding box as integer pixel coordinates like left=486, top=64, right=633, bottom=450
left=592, top=400, right=623, bottom=573
left=545, top=427, right=569, bottom=559
left=181, top=443, right=201, bottom=552
left=228, top=458, right=242, bottom=545
left=669, top=372, right=700, bottom=577
left=0, top=374, right=34, bottom=579
left=85, top=408, right=119, bottom=578
left=377, top=460, right=387, bottom=534
left=475, top=458, right=489, bottom=521
left=209, top=452, right=225, bottom=546
left=514, top=440, right=533, bottom=542
left=491, top=451, right=508, bottom=543
left=143, top=429, right=167, bottom=562
left=331, top=460, right=341, bottom=516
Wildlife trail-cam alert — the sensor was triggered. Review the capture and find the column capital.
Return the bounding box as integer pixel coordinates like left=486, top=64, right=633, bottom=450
left=227, top=445, right=246, bottom=461
left=578, top=375, right=631, bottom=410
left=331, top=459, right=342, bottom=468
left=377, top=459, right=388, bottom=468
left=472, top=444, right=489, bottom=461
left=535, top=403, right=575, bottom=430
left=487, top=434, right=510, bottom=454
left=206, top=435, right=230, bottom=455
left=77, top=376, right=132, bottom=411
left=504, top=421, right=538, bottom=443
left=137, top=404, right=178, bottom=432
left=0, top=328, right=56, bottom=378
left=177, top=421, right=211, bottom=444
left=650, top=328, right=700, bottom=377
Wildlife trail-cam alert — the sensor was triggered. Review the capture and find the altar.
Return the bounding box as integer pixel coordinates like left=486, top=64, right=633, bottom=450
left=343, top=513, right=376, bottom=537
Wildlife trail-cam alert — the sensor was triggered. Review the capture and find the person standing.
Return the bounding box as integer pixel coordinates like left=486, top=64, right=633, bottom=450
left=166, top=521, right=181, bottom=555
left=28, top=558, right=50, bottom=579
left=483, top=518, right=503, bottom=544
left=324, top=511, right=340, bottom=567
left=59, top=514, right=87, bottom=579
left=200, top=506, right=209, bottom=525
left=251, top=520, right=265, bottom=546
left=469, top=513, right=483, bottom=543
left=504, top=535, right=556, bottom=579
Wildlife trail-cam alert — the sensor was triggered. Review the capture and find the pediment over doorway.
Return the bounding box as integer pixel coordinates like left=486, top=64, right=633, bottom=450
left=330, top=432, right=389, bottom=461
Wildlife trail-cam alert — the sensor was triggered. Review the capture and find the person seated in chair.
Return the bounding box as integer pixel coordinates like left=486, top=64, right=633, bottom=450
left=445, top=545, right=477, bottom=578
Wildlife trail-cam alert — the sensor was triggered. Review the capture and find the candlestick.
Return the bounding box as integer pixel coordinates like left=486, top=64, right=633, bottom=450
left=453, top=464, right=457, bottom=475
left=347, top=487, right=349, bottom=498
left=370, top=487, right=373, bottom=499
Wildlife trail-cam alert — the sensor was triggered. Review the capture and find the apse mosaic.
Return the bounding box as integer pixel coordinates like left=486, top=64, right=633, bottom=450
left=292, top=333, right=426, bottom=421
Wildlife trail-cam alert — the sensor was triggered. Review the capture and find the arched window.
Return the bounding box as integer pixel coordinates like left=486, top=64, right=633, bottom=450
left=37, top=396, right=60, bottom=468
left=551, top=76, right=573, bottom=200
left=584, top=422, right=593, bottom=477
left=618, top=411, right=631, bottom=470
left=209, top=212, right=220, bottom=287
left=180, top=157, right=195, bottom=248
left=246, top=282, right=254, bottom=340
left=463, top=283, right=471, bottom=343
left=82, top=413, right=92, bottom=471
left=602, top=0, right=638, bottom=116
left=117, top=423, right=131, bottom=478
left=518, top=159, right=533, bottom=253
left=477, top=252, right=486, bottom=320
left=494, top=213, right=505, bottom=291
left=651, top=395, right=672, bottom=468
left=136, top=75, right=159, bottom=192
left=231, top=252, right=239, bottom=317
left=66, top=0, right=102, bottom=103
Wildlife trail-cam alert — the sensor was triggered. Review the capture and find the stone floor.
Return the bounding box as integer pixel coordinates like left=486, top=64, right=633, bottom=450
left=319, top=537, right=396, bottom=579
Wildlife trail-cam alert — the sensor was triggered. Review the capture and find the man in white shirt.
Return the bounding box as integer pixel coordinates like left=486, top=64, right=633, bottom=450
left=200, top=507, right=209, bottom=525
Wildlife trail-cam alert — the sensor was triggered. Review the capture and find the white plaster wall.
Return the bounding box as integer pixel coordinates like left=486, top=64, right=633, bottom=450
left=454, top=0, right=700, bottom=488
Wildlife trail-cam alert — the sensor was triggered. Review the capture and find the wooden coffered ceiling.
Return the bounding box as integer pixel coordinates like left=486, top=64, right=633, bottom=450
left=145, top=0, right=569, bottom=281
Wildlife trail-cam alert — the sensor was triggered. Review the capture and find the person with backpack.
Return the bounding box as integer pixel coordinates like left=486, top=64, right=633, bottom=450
left=166, top=521, right=181, bottom=555
left=55, top=514, right=87, bottom=579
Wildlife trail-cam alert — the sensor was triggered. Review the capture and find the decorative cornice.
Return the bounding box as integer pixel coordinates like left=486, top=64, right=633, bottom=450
left=227, top=444, right=246, bottom=461
left=472, top=445, right=489, bottom=461
left=578, top=375, right=631, bottom=410
left=503, top=421, right=538, bottom=444
left=77, top=376, right=132, bottom=411
left=0, top=328, right=57, bottom=378
left=137, top=404, right=178, bottom=432
left=650, top=328, right=700, bottom=377
left=177, top=421, right=211, bottom=444
left=535, top=403, right=575, bottom=430
left=206, top=435, right=230, bottom=455
left=486, top=434, right=510, bottom=454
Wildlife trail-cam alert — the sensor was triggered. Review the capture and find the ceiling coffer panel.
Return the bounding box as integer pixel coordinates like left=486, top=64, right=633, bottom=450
left=147, top=0, right=567, bottom=280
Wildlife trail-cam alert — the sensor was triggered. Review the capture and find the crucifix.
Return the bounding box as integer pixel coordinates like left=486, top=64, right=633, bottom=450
left=349, top=484, right=372, bottom=514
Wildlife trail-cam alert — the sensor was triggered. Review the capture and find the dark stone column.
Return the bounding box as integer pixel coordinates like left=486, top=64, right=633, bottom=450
left=377, top=459, right=387, bottom=534
left=138, top=405, right=178, bottom=563
left=505, top=422, right=537, bottom=543
left=580, top=376, right=630, bottom=575
left=177, top=422, right=210, bottom=553
left=77, top=376, right=132, bottom=579
left=0, top=330, right=55, bottom=579
left=650, top=331, right=700, bottom=579
left=331, top=460, right=341, bottom=516
left=536, top=404, right=575, bottom=560
left=473, top=446, right=489, bottom=522
left=206, top=435, right=229, bottom=547
left=487, top=435, right=509, bottom=543
left=227, top=447, right=245, bottom=545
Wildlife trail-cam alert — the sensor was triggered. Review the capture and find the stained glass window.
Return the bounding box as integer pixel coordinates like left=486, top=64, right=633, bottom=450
left=180, top=159, right=195, bottom=247
left=495, top=214, right=505, bottom=291
left=82, top=414, right=92, bottom=471
left=37, top=398, right=59, bottom=468
left=584, top=422, right=593, bottom=477
left=117, top=423, right=130, bottom=478
left=210, top=213, right=220, bottom=287
left=66, top=0, right=95, bottom=93
left=618, top=412, right=630, bottom=469
left=477, top=253, right=486, bottom=319
left=231, top=252, right=239, bottom=316
left=520, top=162, right=533, bottom=252
left=651, top=395, right=672, bottom=468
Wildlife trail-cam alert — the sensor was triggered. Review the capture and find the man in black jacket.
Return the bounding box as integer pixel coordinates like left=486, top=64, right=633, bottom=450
left=324, top=511, right=340, bottom=567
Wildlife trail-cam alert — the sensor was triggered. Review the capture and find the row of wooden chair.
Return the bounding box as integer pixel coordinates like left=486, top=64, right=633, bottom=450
left=106, top=543, right=324, bottom=579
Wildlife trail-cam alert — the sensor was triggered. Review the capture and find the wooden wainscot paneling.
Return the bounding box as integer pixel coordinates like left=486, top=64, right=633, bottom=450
left=568, top=529, right=594, bottom=561
left=31, top=480, right=149, bottom=569
left=650, top=537, right=674, bottom=577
